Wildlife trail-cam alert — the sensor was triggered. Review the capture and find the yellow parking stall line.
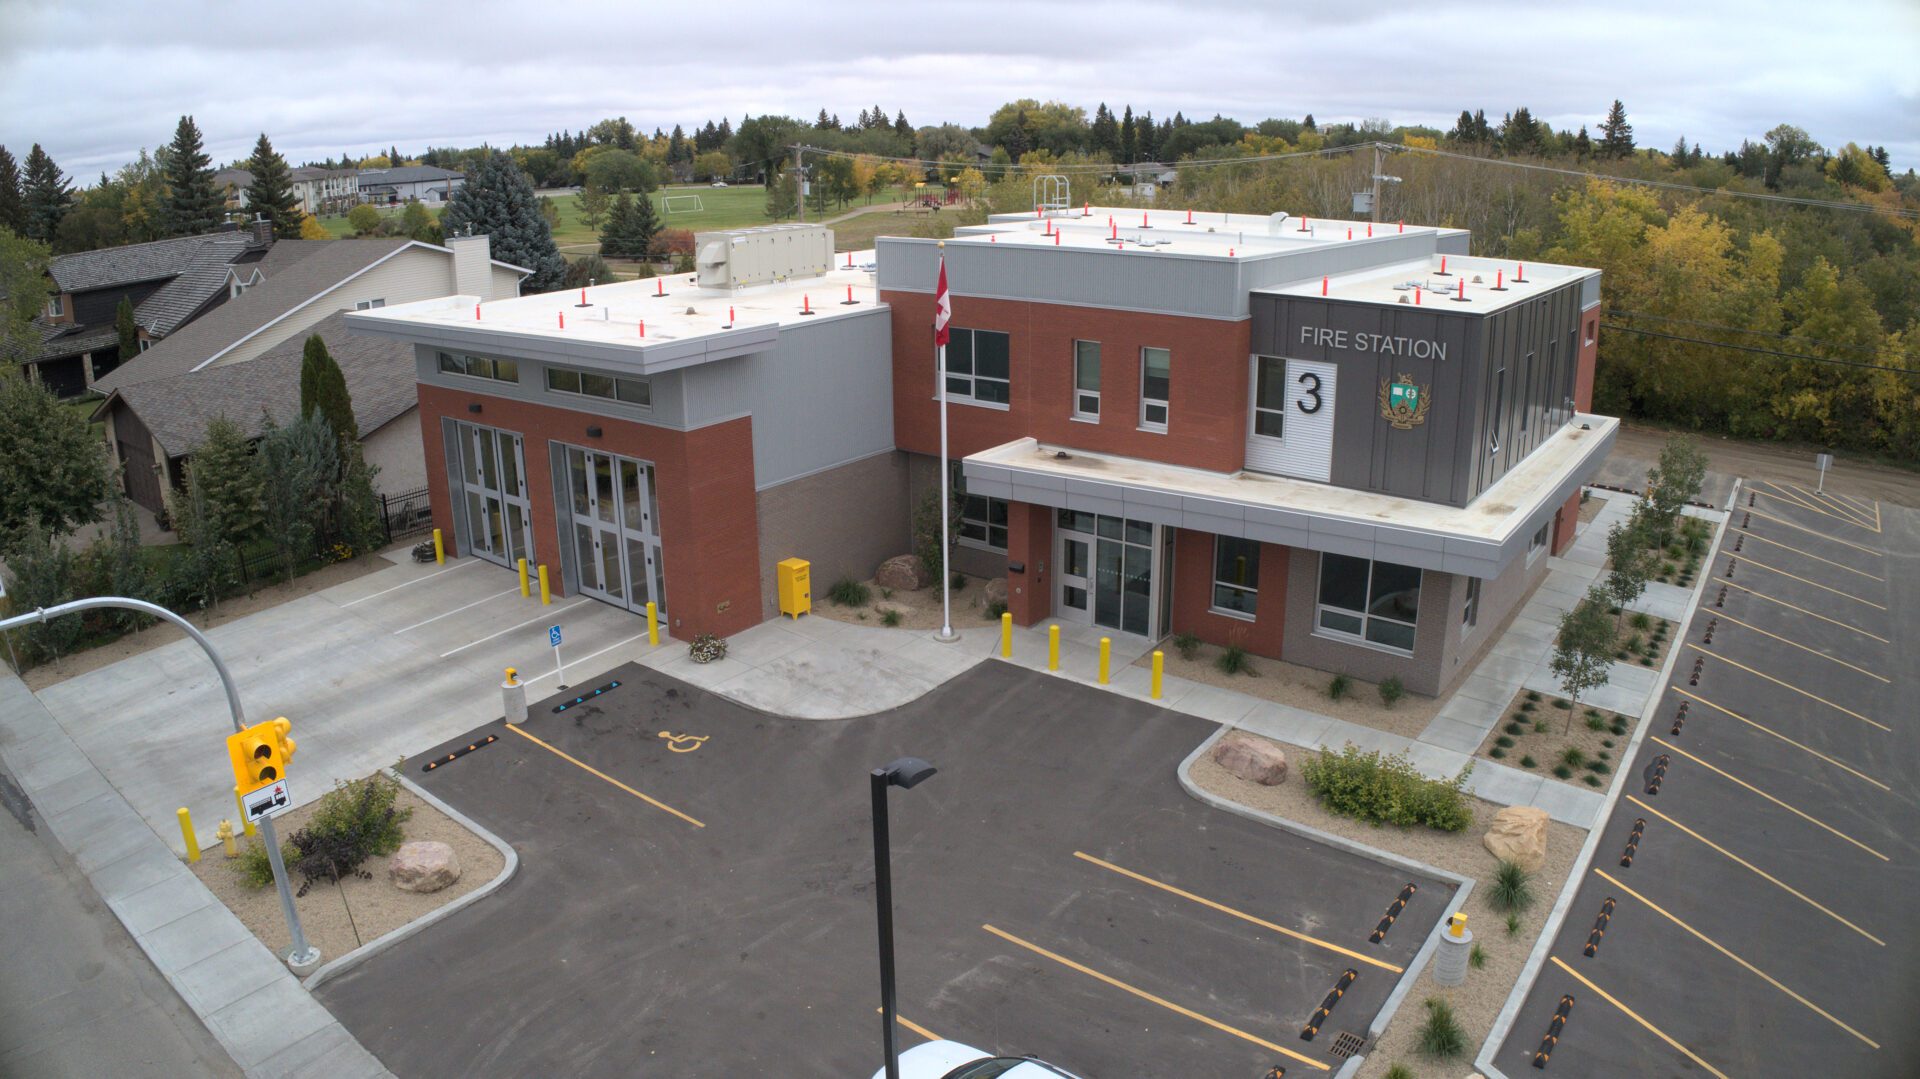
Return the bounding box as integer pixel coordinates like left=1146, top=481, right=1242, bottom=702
left=1672, top=688, right=1888, bottom=791
left=1072, top=851, right=1403, bottom=973
left=981, top=924, right=1331, bottom=1071
left=1686, top=645, right=1889, bottom=732
left=1742, top=507, right=1882, bottom=555
left=875, top=1009, right=941, bottom=1043
left=1721, top=580, right=1891, bottom=644
left=1548, top=956, right=1733, bottom=1079
left=1710, top=612, right=1888, bottom=683
left=1801, top=485, right=1879, bottom=527
left=1649, top=737, right=1889, bottom=862
left=1732, top=555, right=1885, bottom=609
left=1593, top=869, right=1879, bottom=1049
left=1780, top=481, right=1880, bottom=530
left=1758, top=482, right=1879, bottom=532
left=1731, top=529, right=1883, bottom=581
left=1626, top=796, right=1884, bottom=946
left=1828, top=488, right=1877, bottom=516
left=504, top=723, right=706, bottom=828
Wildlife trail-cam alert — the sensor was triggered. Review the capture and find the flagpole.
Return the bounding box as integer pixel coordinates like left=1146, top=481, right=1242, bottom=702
left=935, top=249, right=955, bottom=641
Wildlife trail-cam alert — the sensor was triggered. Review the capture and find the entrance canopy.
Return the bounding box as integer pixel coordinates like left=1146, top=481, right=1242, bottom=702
left=963, top=414, right=1616, bottom=580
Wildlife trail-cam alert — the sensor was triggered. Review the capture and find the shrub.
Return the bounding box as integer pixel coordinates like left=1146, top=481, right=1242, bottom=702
left=1553, top=763, right=1574, bottom=779
left=1519, top=755, right=1538, bottom=768
left=1561, top=747, right=1585, bottom=767
left=1585, top=707, right=1603, bottom=719
left=880, top=587, right=894, bottom=600
left=950, top=572, right=967, bottom=590
left=984, top=600, right=1008, bottom=620
left=1597, top=749, right=1611, bottom=760
left=880, top=608, right=902, bottom=627
left=1469, top=942, right=1487, bottom=969
left=1520, top=700, right=1537, bottom=712
left=1384, top=1066, right=1415, bottom=1079
left=1586, top=715, right=1607, bottom=731
left=1489, top=747, right=1507, bottom=759
left=1610, top=720, right=1629, bottom=735
left=1505, top=912, right=1521, bottom=935
left=1327, top=673, right=1351, bottom=700
left=1378, top=676, right=1405, bottom=708
left=281, top=771, right=412, bottom=891
left=826, top=576, right=871, bottom=607
left=1504, top=721, right=1526, bottom=735
left=911, top=492, right=951, bottom=586
left=346, top=203, right=381, bottom=235
left=1587, top=760, right=1610, bottom=774
left=1495, top=735, right=1515, bottom=748
left=1625, top=633, right=1643, bottom=654
left=1553, top=699, right=1571, bottom=710
left=1661, top=561, right=1678, bottom=575
left=1601, top=738, right=1615, bottom=748
left=1299, top=744, right=1473, bottom=831
left=1641, top=657, right=1654, bottom=666
left=1172, top=632, right=1201, bottom=661
left=1584, top=774, right=1602, bottom=786
left=689, top=633, right=727, bottom=662
left=1532, top=719, right=1549, bottom=733
left=1629, top=611, right=1652, bottom=630
left=1526, top=690, right=1542, bottom=702
left=1417, top=997, right=1466, bottom=1059
left=1490, top=858, right=1534, bottom=912
left=1215, top=644, right=1251, bottom=675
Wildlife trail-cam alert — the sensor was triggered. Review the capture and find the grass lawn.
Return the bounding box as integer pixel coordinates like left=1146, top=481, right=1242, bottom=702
left=60, top=392, right=104, bottom=424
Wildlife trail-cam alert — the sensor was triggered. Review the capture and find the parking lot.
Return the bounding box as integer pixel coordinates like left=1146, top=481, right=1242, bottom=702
left=316, top=661, right=1456, bottom=1078
left=1493, top=482, right=1918, bottom=1076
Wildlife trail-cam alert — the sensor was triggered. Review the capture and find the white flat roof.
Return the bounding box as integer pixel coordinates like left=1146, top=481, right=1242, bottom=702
left=967, top=204, right=1460, bottom=260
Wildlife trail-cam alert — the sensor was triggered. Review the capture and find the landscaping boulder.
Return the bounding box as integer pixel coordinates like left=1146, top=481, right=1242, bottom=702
left=874, top=554, right=931, bottom=591
left=389, top=840, right=462, bottom=894
left=1482, top=806, right=1550, bottom=872
left=1211, top=733, right=1288, bottom=785
left=983, top=577, right=1009, bottom=608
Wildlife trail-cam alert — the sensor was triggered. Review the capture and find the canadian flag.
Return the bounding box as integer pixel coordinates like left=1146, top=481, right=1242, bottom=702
left=932, top=256, right=951, bottom=348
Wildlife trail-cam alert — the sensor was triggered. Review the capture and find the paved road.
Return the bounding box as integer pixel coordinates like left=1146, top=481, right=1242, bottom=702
left=318, top=662, right=1455, bottom=1078
left=1492, top=480, right=1917, bottom=1076
left=0, top=766, right=240, bottom=1079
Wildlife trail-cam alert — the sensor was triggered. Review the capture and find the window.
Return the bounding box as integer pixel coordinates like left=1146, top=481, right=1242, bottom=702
left=942, top=328, right=1010, bottom=405
left=354, top=298, right=386, bottom=310
left=951, top=462, right=1007, bottom=551
left=1252, top=356, right=1287, bottom=438
left=1072, top=340, right=1100, bottom=420
left=1140, top=347, right=1170, bottom=430
left=1211, top=536, right=1260, bottom=617
left=1528, top=521, right=1550, bottom=564
left=46, top=295, right=64, bottom=318
left=138, top=339, right=151, bottom=353
left=1316, top=553, right=1422, bottom=653
left=1463, top=576, right=1481, bottom=629
left=437, top=351, right=520, bottom=384
left=1584, top=319, right=1597, bottom=347
left=546, top=364, right=651, bottom=408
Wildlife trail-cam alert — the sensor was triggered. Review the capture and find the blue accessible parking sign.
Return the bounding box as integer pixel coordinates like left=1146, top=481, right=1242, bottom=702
left=549, top=625, right=563, bottom=647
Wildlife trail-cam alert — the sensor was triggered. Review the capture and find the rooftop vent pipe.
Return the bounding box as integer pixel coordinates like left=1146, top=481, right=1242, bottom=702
left=1267, top=212, right=1290, bottom=235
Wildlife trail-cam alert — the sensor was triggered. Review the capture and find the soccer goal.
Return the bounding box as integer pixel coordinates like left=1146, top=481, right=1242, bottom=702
left=663, top=195, right=704, bottom=214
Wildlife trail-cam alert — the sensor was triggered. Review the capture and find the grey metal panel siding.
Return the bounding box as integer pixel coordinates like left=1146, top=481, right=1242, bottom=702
left=413, top=343, right=692, bottom=429
left=1463, top=280, right=1586, bottom=502
left=677, top=309, right=895, bottom=489
left=876, top=237, right=1246, bottom=320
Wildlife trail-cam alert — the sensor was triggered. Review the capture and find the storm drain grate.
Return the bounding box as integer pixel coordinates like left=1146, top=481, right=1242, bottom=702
left=1329, top=1032, right=1366, bottom=1060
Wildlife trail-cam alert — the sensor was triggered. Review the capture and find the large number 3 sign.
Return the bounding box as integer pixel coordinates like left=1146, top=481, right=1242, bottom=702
left=1297, top=372, right=1323, bottom=414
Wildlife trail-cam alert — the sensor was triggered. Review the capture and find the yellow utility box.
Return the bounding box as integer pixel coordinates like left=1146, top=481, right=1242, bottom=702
left=776, top=558, right=811, bottom=618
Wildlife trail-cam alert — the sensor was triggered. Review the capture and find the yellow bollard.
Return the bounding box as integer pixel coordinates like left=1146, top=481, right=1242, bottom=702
left=1000, top=612, right=1013, bottom=657
left=538, top=564, right=551, bottom=605
left=1098, top=637, right=1112, bottom=684
left=177, top=807, right=200, bottom=863
left=234, top=787, right=255, bottom=837
left=646, top=601, right=659, bottom=646
left=432, top=527, right=445, bottom=564
left=518, top=557, right=530, bottom=597
left=217, top=819, right=237, bottom=858
left=1151, top=650, right=1164, bottom=699
left=1047, top=624, right=1060, bottom=671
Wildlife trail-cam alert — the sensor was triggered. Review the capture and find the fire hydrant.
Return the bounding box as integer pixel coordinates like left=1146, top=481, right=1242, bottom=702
left=217, top=819, right=238, bottom=858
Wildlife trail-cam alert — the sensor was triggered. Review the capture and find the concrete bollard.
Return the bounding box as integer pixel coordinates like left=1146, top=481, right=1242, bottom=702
left=1000, top=612, right=1013, bottom=657
left=1434, top=912, right=1473, bottom=987
left=646, top=601, right=660, bottom=646
left=177, top=807, right=200, bottom=863
left=1151, top=650, right=1164, bottom=698
left=432, top=528, right=445, bottom=565
left=502, top=667, right=527, bottom=725
left=1098, top=637, right=1112, bottom=684
left=233, top=787, right=255, bottom=838
left=518, top=557, right=530, bottom=597
left=1047, top=624, right=1060, bottom=671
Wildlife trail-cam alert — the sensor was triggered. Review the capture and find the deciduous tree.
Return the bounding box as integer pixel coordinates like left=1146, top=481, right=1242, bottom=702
left=0, top=372, right=109, bottom=550
left=1550, top=587, right=1616, bottom=728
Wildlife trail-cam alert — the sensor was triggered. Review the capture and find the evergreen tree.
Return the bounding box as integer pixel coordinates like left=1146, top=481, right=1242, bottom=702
left=1573, top=125, right=1592, bottom=158
left=669, top=124, right=688, bottom=164
left=162, top=115, right=221, bottom=235
left=1140, top=113, right=1161, bottom=162
left=1119, top=105, right=1136, bottom=163
left=253, top=413, right=334, bottom=581
left=1671, top=135, right=1690, bottom=163
left=1599, top=100, right=1635, bottom=158
left=389, top=145, right=401, bottom=166
left=0, top=146, right=24, bottom=235
left=440, top=150, right=566, bottom=291
left=600, top=192, right=637, bottom=258
left=893, top=111, right=911, bottom=140
left=630, top=192, right=659, bottom=256
left=299, top=334, right=359, bottom=447
left=1090, top=103, right=1118, bottom=159
left=115, top=295, right=139, bottom=362
left=244, top=132, right=302, bottom=239
left=1005, top=108, right=1031, bottom=159
left=186, top=416, right=262, bottom=548
left=1303, top=113, right=1317, bottom=132
left=22, top=143, right=71, bottom=242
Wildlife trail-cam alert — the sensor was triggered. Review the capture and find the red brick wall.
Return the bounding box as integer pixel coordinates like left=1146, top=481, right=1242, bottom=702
left=884, top=291, right=1251, bottom=472
left=1168, top=529, right=1288, bottom=657
left=1575, top=310, right=1599, bottom=412
left=1004, top=501, right=1053, bottom=626
left=415, top=383, right=762, bottom=640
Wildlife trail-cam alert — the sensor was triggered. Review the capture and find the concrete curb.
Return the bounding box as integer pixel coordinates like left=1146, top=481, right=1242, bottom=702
left=302, top=772, right=519, bottom=991
left=1471, top=484, right=1732, bottom=1078
left=1176, top=728, right=1476, bottom=1052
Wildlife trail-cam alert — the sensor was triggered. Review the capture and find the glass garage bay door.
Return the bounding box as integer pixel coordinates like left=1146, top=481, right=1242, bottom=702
left=562, top=447, right=666, bottom=615
left=450, top=422, right=534, bottom=570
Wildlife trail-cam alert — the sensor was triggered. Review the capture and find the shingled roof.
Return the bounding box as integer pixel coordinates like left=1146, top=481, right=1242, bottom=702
left=47, top=233, right=253, bottom=293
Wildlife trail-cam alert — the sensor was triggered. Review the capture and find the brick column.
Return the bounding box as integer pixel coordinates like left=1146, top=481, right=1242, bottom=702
left=1004, top=501, right=1053, bottom=626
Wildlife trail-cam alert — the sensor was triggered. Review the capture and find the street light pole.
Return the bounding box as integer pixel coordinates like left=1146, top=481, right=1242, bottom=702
left=871, top=756, right=937, bottom=1079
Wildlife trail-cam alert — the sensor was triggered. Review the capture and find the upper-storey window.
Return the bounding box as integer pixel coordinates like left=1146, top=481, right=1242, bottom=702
left=354, top=298, right=386, bottom=310
left=943, top=328, right=1010, bottom=406
left=547, top=365, right=651, bottom=407
left=1252, top=356, right=1287, bottom=437
left=437, top=350, right=520, bottom=384
left=1140, top=347, right=1170, bottom=431
left=1072, top=340, right=1100, bottom=420
left=46, top=295, right=64, bottom=318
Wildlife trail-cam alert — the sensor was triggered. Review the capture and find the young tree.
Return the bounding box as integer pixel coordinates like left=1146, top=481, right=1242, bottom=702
left=3, top=527, right=82, bottom=663
left=299, top=333, right=359, bottom=446
left=22, top=143, right=72, bottom=242
left=1603, top=512, right=1659, bottom=629
left=166, top=466, right=240, bottom=610
left=1599, top=100, right=1635, bottom=159
left=0, top=372, right=110, bottom=551
left=297, top=212, right=330, bottom=240
left=83, top=498, right=157, bottom=632
left=0, top=228, right=52, bottom=365
left=763, top=170, right=798, bottom=219
left=1550, top=587, right=1616, bottom=729
left=577, top=181, right=612, bottom=234
left=401, top=199, right=435, bottom=241
left=1645, top=434, right=1708, bottom=543
left=254, top=414, right=335, bottom=581
left=346, top=203, right=381, bottom=235
left=187, top=416, right=263, bottom=548
left=115, top=295, right=139, bottom=362
left=161, top=116, right=222, bottom=236
left=0, top=145, right=24, bottom=234
left=440, top=151, right=566, bottom=291
left=599, top=192, right=638, bottom=258
left=245, top=133, right=303, bottom=239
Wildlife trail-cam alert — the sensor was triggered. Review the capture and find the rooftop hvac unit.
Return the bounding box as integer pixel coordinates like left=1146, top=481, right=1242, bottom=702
left=694, top=224, right=833, bottom=289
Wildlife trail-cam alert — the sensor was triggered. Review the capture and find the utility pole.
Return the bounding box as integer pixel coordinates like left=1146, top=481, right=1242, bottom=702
left=1370, top=143, right=1382, bottom=224
left=794, top=144, right=805, bottom=223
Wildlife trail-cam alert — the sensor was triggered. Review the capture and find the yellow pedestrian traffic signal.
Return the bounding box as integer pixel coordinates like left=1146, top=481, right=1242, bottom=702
left=226, top=717, right=295, bottom=790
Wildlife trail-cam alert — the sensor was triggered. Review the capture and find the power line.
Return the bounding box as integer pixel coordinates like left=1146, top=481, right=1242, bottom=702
left=1600, top=323, right=1916, bottom=375
left=795, top=141, right=1365, bottom=176
left=1607, top=309, right=1901, bottom=360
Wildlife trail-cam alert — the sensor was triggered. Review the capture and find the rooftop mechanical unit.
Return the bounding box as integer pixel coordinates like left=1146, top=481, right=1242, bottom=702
left=695, top=224, right=833, bottom=290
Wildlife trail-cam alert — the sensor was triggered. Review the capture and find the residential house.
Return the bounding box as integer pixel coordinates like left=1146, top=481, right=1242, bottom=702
left=91, top=235, right=526, bottom=516
left=291, top=167, right=360, bottom=216
left=357, top=166, right=464, bottom=205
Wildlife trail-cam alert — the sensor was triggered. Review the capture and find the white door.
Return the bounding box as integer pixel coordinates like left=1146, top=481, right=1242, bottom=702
left=1244, top=356, right=1337, bottom=482
left=1055, top=528, right=1094, bottom=626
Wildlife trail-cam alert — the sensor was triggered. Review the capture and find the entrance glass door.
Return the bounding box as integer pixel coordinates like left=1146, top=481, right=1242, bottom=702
left=452, top=422, right=533, bottom=569
left=1056, top=510, right=1157, bottom=636
left=1056, top=530, right=1093, bottom=625
left=564, top=447, right=665, bottom=615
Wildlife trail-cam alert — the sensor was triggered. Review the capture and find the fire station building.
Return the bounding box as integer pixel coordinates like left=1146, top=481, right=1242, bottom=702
left=350, top=206, right=1612, bottom=698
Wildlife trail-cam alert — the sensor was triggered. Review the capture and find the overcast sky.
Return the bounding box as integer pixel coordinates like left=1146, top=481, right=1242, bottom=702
left=2, top=0, right=1916, bottom=182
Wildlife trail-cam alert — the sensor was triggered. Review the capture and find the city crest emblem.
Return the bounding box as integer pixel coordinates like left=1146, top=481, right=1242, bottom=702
left=1378, top=374, right=1431, bottom=429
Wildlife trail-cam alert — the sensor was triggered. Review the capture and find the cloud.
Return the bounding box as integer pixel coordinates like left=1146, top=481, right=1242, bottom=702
left=1, top=0, right=1914, bottom=178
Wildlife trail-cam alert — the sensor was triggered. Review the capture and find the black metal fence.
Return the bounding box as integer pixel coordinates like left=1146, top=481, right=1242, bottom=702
left=379, top=487, right=434, bottom=544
